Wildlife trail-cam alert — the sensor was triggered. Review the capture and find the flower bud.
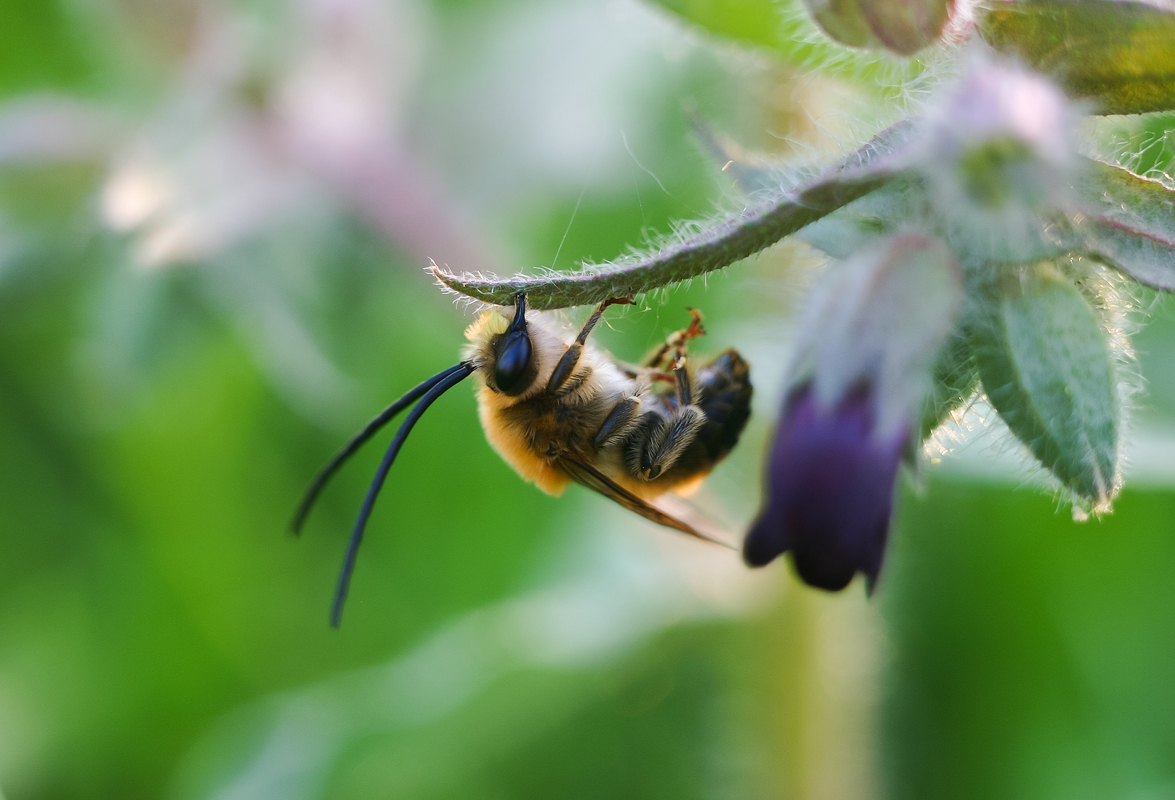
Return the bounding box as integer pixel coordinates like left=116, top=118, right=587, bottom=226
left=859, top=0, right=954, bottom=55
left=745, top=383, right=905, bottom=590
left=921, top=57, right=1078, bottom=264
left=792, top=233, right=962, bottom=437
left=802, top=0, right=884, bottom=49
left=746, top=234, right=962, bottom=589
left=930, top=59, right=1071, bottom=170
left=803, top=0, right=955, bottom=53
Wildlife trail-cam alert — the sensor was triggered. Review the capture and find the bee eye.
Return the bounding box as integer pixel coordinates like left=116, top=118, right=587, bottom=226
left=494, top=333, right=533, bottom=395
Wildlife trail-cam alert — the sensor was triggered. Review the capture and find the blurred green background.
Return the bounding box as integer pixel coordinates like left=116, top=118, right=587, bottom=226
left=1, top=0, right=1174, bottom=798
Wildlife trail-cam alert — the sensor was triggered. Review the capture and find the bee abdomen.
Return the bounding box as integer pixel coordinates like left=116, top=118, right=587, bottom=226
left=621, top=348, right=752, bottom=486
left=693, top=348, right=753, bottom=463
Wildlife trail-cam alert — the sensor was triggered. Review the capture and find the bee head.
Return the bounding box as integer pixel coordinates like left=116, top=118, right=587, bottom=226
left=465, top=295, right=538, bottom=396
left=492, top=295, right=535, bottom=395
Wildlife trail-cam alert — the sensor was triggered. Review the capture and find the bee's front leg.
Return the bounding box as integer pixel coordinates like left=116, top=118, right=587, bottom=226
left=591, top=395, right=642, bottom=450
left=546, top=296, right=633, bottom=395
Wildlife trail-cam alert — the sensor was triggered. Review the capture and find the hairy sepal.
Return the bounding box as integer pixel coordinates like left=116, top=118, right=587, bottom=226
left=972, top=263, right=1119, bottom=509
left=1074, top=160, right=1175, bottom=291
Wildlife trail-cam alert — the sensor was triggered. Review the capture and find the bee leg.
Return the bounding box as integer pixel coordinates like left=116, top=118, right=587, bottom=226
left=642, top=341, right=673, bottom=371
left=642, top=308, right=706, bottom=370
left=638, top=405, right=705, bottom=481
left=591, top=395, right=642, bottom=450
left=637, top=357, right=704, bottom=480
left=546, top=296, right=633, bottom=395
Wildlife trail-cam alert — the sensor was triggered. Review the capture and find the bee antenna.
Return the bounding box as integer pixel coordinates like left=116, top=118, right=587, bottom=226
left=290, top=363, right=472, bottom=536
left=331, top=361, right=474, bottom=628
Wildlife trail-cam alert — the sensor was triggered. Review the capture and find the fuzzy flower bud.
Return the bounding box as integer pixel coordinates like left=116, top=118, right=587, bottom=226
left=803, top=0, right=884, bottom=49
left=921, top=57, right=1079, bottom=263
left=745, top=234, right=961, bottom=589
left=745, top=383, right=906, bottom=589
left=804, top=0, right=953, bottom=54
left=859, top=0, right=954, bottom=55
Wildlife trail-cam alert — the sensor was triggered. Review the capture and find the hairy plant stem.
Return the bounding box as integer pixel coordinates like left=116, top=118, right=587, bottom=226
left=432, top=127, right=912, bottom=309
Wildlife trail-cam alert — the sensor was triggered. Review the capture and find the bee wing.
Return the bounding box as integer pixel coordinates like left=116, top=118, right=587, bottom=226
left=555, top=450, right=734, bottom=550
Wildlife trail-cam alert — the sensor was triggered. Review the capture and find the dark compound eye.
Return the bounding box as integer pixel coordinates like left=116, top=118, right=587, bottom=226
left=494, top=332, right=533, bottom=395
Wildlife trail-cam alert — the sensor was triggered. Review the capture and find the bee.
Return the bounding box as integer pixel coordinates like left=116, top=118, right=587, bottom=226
left=293, top=295, right=753, bottom=626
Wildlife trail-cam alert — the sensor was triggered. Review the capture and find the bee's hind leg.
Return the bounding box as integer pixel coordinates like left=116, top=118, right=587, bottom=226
left=637, top=406, right=705, bottom=482
left=546, top=296, right=633, bottom=395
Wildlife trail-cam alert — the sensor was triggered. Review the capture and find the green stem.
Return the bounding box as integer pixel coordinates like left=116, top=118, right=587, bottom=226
left=432, top=128, right=911, bottom=309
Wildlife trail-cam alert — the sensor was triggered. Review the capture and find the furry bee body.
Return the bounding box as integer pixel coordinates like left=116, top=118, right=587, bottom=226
left=465, top=302, right=752, bottom=505
left=296, top=295, right=751, bottom=625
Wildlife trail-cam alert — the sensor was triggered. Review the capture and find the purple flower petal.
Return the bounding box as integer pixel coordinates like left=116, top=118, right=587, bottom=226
left=744, top=383, right=906, bottom=591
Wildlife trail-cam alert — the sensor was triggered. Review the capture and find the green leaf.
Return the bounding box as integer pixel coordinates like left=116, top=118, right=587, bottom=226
left=647, top=0, right=796, bottom=53
left=978, top=0, right=1175, bottom=116
left=1083, top=221, right=1175, bottom=291
left=1074, top=159, right=1175, bottom=290
left=0, top=1, right=93, bottom=96
left=972, top=263, right=1119, bottom=507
